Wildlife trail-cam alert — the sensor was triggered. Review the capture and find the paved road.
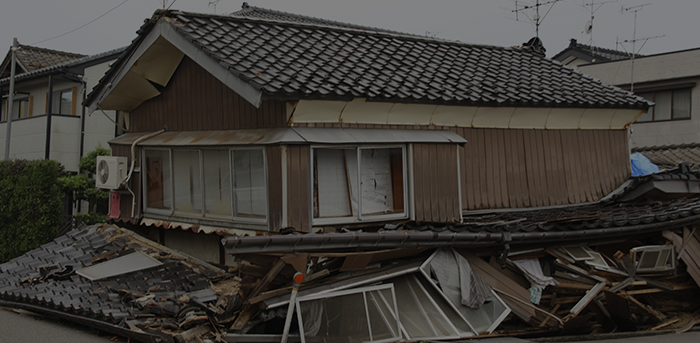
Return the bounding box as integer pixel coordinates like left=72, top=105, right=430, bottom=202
left=2, top=305, right=699, bottom=343
left=0, top=307, right=119, bottom=343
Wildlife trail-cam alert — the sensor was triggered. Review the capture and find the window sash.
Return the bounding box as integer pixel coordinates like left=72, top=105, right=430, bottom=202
left=143, top=147, right=268, bottom=224
left=312, top=145, right=408, bottom=225
left=51, top=89, right=72, bottom=115
left=635, top=88, right=692, bottom=122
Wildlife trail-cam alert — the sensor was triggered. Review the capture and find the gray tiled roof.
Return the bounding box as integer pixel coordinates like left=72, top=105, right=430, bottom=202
left=0, top=225, right=235, bottom=342
left=169, top=10, right=648, bottom=109
left=231, top=3, right=411, bottom=36
left=552, top=38, right=635, bottom=64
left=93, top=9, right=648, bottom=110
left=0, top=44, right=86, bottom=78
left=633, top=143, right=700, bottom=170
left=0, top=47, right=126, bottom=87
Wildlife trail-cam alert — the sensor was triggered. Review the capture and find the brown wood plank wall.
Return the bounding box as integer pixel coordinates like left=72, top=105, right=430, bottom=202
left=412, top=143, right=461, bottom=222
left=266, top=145, right=284, bottom=232
left=455, top=127, right=630, bottom=211
left=110, top=144, right=141, bottom=219
left=128, top=57, right=288, bottom=132
left=286, top=145, right=310, bottom=232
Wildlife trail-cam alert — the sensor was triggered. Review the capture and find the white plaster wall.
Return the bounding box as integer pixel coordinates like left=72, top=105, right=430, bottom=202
left=0, top=117, right=47, bottom=161
left=83, top=61, right=118, bottom=156
left=578, top=48, right=700, bottom=85
left=577, top=51, right=700, bottom=148
left=50, top=116, right=82, bottom=172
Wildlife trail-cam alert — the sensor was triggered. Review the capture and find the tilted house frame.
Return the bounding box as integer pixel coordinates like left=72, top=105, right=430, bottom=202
left=85, top=7, right=649, bottom=240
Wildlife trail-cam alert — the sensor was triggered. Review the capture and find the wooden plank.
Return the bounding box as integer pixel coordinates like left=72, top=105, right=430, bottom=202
left=523, top=130, right=539, bottom=207
left=515, top=129, right=530, bottom=207
left=561, top=130, right=581, bottom=204
left=458, top=128, right=471, bottom=210
left=565, top=282, right=605, bottom=321
left=541, top=130, right=557, bottom=205
left=340, top=254, right=374, bottom=272
left=427, top=144, right=439, bottom=220
left=626, top=294, right=666, bottom=322
left=578, top=130, right=595, bottom=202
left=438, top=144, right=449, bottom=222
left=497, top=129, right=509, bottom=208
left=484, top=129, right=496, bottom=208
left=476, top=128, right=488, bottom=209
left=552, top=130, right=568, bottom=205
left=298, top=146, right=310, bottom=232
left=287, top=146, right=300, bottom=229
left=459, top=250, right=536, bottom=321
left=503, top=130, right=518, bottom=208
left=412, top=144, right=425, bottom=221
left=535, top=130, right=550, bottom=206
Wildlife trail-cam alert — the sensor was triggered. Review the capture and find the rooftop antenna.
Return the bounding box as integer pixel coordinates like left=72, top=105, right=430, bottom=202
left=619, top=3, right=663, bottom=92
left=511, top=0, right=562, bottom=38
left=581, top=0, right=618, bottom=47
left=208, top=0, right=221, bottom=13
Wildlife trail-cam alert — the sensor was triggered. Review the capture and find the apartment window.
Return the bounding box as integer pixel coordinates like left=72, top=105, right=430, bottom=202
left=144, top=147, right=268, bottom=223
left=637, top=88, right=691, bottom=122
left=51, top=88, right=73, bottom=115
left=1, top=96, right=31, bottom=121
left=312, top=146, right=407, bottom=224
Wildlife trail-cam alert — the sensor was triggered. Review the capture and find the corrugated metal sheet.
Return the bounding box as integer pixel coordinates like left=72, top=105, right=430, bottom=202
left=110, top=128, right=467, bottom=146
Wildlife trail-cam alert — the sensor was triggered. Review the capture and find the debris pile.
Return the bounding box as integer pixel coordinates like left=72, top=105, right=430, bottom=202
left=0, top=224, right=242, bottom=343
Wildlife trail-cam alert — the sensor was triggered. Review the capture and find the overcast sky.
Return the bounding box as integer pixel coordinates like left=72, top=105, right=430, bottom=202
left=1, top=0, right=698, bottom=60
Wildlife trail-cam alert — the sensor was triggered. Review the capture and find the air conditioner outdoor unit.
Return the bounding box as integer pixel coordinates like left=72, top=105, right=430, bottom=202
left=95, top=156, right=128, bottom=190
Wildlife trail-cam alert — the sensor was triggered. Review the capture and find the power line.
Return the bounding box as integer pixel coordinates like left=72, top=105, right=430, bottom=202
left=30, top=0, right=130, bottom=46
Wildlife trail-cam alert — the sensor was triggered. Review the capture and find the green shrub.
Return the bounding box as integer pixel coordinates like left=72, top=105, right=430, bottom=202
left=0, top=159, right=63, bottom=262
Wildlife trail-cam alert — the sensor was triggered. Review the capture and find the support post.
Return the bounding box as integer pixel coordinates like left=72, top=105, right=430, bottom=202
left=281, top=272, right=304, bottom=343
left=45, top=75, right=54, bottom=160
left=4, top=38, right=18, bottom=160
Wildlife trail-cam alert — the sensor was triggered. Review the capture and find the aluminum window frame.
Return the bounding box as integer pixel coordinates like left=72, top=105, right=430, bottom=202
left=310, top=144, right=409, bottom=226
left=295, top=284, right=400, bottom=343
left=142, top=146, right=268, bottom=225
left=632, top=245, right=676, bottom=272
left=636, top=88, right=693, bottom=123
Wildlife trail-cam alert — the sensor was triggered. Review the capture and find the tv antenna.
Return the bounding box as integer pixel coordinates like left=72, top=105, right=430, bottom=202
left=208, top=0, right=221, bottom=13
left=581, top=0, right=618, bottom=47
left=617, top=3, right=663, bottom=92
left=511, top=0, right=562, bottom=38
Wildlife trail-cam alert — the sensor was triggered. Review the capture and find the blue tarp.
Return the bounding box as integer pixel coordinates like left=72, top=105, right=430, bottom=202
left=631, top=152, right=660, bottom=176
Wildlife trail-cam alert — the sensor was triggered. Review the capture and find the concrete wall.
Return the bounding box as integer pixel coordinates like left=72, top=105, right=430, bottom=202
left=578, top=49, right=700, bottom=148
left=82, top=61, right=118, bottom=157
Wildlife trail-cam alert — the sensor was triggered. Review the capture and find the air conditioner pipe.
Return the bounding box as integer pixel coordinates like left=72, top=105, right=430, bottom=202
left=122, top=128, right=166, bottom=217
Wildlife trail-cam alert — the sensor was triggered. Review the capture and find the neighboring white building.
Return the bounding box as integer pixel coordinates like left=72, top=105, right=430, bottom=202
left=0, top=44, right=126, bottom=172
left=555, top=41, right=700, bottom=149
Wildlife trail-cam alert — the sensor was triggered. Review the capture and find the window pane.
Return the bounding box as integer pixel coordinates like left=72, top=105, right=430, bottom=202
left=673, top=89, right=691, bottom=119
left=173, top=150, right=202, bottom=214
left=60, top=89, right=72, bottom=114
left=232, top=150, right=266, bottom=219
left=11, top=99, right=28, bottom=119
left=145, top=149, right=172, bottom=210
left=314, top=148, right=357, bottom=218
left=636, top=93, right=653, bottom=122
left=654, top=91, right=672, bottom=121
left=360, top=148, right=404, bottom=216
left=203, top=150, right=231, bottom=217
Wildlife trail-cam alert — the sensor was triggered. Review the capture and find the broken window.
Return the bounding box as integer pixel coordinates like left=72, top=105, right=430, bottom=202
left=296, top=284, right=400, bottom=343
left=143, top=147, right=267, bottom=224
left=312, top=146, right=406, bottom=224
left=144, top=149, right=172, bottom=210
left=632, top=245, right=676, bottom=272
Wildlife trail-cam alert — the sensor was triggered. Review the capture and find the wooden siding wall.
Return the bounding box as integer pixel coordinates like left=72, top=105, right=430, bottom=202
left=110, top=144, right=140, bottom=219
left=129, top=57, right=288, bottom=132
left=413, top=144, right=461, bottom=222
left=454, top=128, right=630, bottom=211
left=286, top=145, right=310, bottom=232
left=267, top=145, right=284, bottom=232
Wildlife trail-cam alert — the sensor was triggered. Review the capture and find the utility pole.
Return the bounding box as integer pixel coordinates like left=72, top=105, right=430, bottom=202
left=4, top=38, right=18, bottom=160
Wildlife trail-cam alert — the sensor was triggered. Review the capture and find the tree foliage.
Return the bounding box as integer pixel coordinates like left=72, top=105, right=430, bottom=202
left=0, top=159, right=63, bottom=262
left=58, top=144, right=111, bottom=224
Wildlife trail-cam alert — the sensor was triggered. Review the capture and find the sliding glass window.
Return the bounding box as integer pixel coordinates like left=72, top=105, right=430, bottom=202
left=143, top=147, right=267, bottom=224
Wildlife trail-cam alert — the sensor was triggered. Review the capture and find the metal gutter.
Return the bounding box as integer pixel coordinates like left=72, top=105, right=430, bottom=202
left=221, top=214, right=700, bottom=254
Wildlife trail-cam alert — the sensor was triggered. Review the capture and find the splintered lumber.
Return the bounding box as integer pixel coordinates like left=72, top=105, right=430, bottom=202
left=564, top=282, right=605, bottom=322
left=651, top=318, right=680, bottom=331
left=663, top=230, right=700, bottom=288
left=459, top=251, right=537, bottom=322
left=540, top=304, right=561, bottom=327
left=626, top=294, right=666, bottom=322
left=231, top=258, right=287, bottom=331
